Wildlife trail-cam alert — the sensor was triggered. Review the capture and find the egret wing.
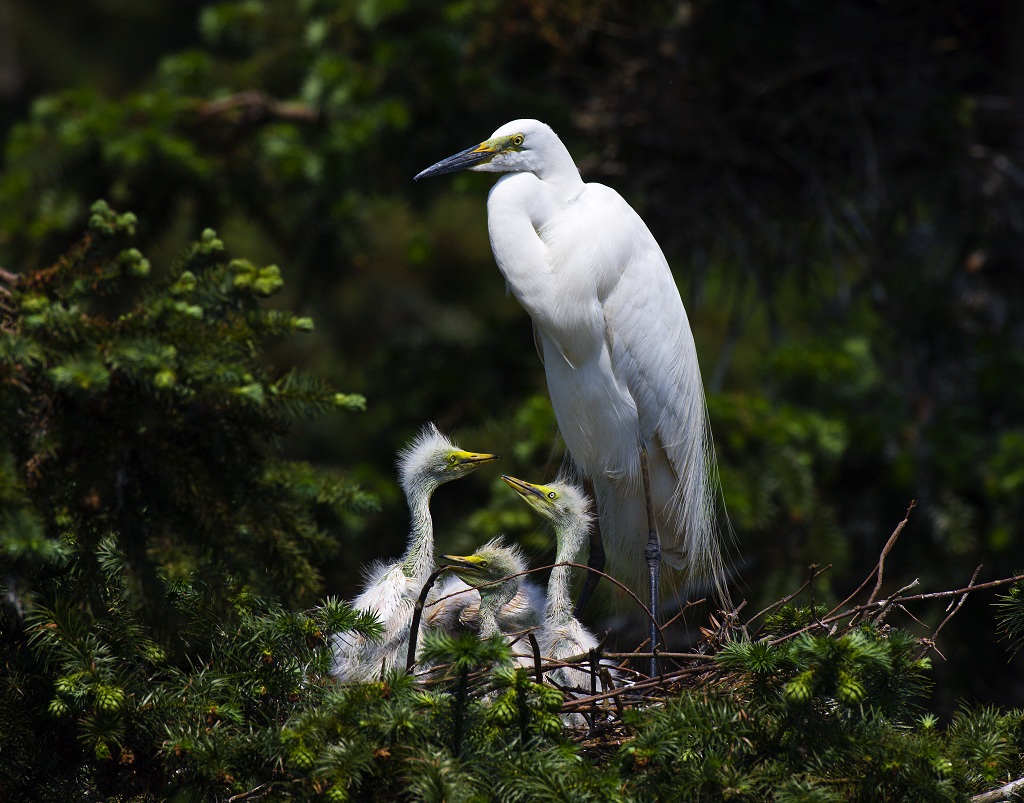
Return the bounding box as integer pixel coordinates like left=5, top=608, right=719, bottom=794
left=591, top=192, right=723, bottom=590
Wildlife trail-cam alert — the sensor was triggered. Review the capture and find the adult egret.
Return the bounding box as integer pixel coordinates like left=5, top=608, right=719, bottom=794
left=501, top=474, right=602, bottom=693
left=439, top=537, right=533, bottom=640
left=416, top=121, right=731, bottom=651
left=332, top=423, right=497, bottom=682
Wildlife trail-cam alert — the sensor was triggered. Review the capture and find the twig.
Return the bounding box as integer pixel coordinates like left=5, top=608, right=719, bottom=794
left=872, top=579, right=921, bottom=627
left=659, top=597, right=707, bottom=632
left=405, top=566, right=449, bottom=673
left=771, top=572, right=1024, bottom=646
left=918, top=565, right=982, bottom=660
left=972, top=776, right=1024, bottom=803
left=528, top=632, right=543, bottom=684
left=197, top=90, right=318, bottom=124
left=751, top=565, right=832, bottom=626
left=602, top=652, right=715, bottom=660
left=0, top=264, right=17, bottom=301
left=868, top=501, right=916, bottom=606
left=227, top=784, right=271, bottom=802
left=871, top=574, right=1020, bottom=604
left=600, top=666, right=626, bottom=721
left=807, top=564, right=825, bottom=626
left=419, top=557, right=667, bottom=663
left=827, top=502, right=915, bottom=620
left=544, top=561, right=671, bottom=647
left=560, top=663, right=715, bottom=711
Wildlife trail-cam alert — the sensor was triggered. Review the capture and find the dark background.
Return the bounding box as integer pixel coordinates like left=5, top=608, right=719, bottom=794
left=3, top=0, right=1024, bottom=715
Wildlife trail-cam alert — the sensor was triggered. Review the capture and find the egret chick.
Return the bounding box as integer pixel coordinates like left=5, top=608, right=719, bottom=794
left=440, top=538, right=532, bottom=640
left=428, top=560, right=545, bottom=635
left=416, top=121, right=732, bottom=657
left=502, top=475, right=604, bottom=694
left=332, top=424, right=497, bottom=682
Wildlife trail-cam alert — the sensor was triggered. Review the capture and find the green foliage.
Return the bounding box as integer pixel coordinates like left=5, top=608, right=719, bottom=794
left=1, top=201, right=373, bottom=605
left=995, top=579, right=1024, bottom=657
left=20, top=539, right=382, bottom=799
left=0, top=204, right=376, bottom=800
left=614, top=624, right=1006, bottom=801
left=5, top=0, right=1024, bottom=624
left=946, top=706, right=1024, bottom=791
left=3, top=1, right=1024, bottom=799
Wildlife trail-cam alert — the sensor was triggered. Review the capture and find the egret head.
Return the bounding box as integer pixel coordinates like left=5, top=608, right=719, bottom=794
left=440, top=537, right=524, bottom=605
left=501, top=475, right=593, bottom=534
left=398, top=423, right=498, bottom=497
left=414, top=119, right=571, bottom=180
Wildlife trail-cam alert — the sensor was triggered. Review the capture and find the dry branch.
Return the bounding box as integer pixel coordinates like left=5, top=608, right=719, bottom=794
left=197, top=90, right=318, bottom=125
left=972, top=776, right=1024, bottom=803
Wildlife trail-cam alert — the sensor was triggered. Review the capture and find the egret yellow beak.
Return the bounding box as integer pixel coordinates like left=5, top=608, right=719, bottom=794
left=439, top=553, right=489, bottom=581
left=414, top=140, right=499, bottom=180
left=449, top=450, right=499, bottom=469
left=501, top=474, right=547, bottom=501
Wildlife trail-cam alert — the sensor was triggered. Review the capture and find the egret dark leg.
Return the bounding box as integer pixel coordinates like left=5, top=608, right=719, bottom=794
left=574, top=478, right=605, bottom=617
left=640, top=447, right=660, bottom=677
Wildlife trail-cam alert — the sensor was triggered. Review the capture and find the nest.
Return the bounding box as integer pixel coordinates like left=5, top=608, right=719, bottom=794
left=406, top=502, right=1024, bottom=752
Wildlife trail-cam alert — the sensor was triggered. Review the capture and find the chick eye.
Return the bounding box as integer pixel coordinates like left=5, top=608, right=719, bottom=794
left=547, top=491, right=557, bottom=499
left=448, top=454, right=459, bottom=464
left=479, top=560, right=488, bottom=568
left=511, top=134, right=524, bottom=147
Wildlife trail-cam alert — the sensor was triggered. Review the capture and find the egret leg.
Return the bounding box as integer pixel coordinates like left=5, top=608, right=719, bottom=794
left=639, top=447, right=660, bottom=677
left=573, top=478, right=605, bottom=617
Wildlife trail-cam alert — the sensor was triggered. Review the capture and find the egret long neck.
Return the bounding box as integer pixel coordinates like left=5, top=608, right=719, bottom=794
left=401, top=481, right=436, bottom=581
left=488, top=178, right=574, bottom=330
left=546, top=518, right=587, bottom=628
left=479, top=580, right=517, bottom=639
left=478, top=599, right=501, bottom=639
left=486, top=139, right=585, bottom=333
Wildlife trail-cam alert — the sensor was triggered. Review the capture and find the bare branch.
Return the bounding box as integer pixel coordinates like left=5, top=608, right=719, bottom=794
left=751, top=565, right=832, bottom=626
left=528, top=631, right=543, bottom=684
left=972, top=776, right=1024, bottom=803
left=227, top=784, right=271, bottom=802
left=405, top=565, right=449, bottom=673
left=918, top=565, right=982, bottom=660
left=769, top=571, right=1024, bottom=649
left=826, top=502, right=914, bottom=622
left=868, top=501, right=916, bottom=606
left=197, top=90, right=319, bottom=125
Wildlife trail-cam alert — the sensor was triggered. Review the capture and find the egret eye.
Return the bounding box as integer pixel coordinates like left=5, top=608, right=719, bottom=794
left=448, top=454, right=459, bottom=465
left=479, top=559, right=489, bottom=568
left=511, top=134, right=524, bottom=147
left=547, top=491, right=557, bottom=499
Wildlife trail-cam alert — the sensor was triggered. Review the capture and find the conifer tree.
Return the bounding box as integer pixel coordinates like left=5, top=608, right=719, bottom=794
left=0, top=201, right=379, bottom=800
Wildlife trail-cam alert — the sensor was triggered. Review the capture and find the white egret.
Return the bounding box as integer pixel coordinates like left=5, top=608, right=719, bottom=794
left=439, top=537, right=532, bottom=640
left=416, top=121, right=731, bottom=653
left=332, top=424, right=497, bottom=682
left=501, top=474, right=602, bottom=693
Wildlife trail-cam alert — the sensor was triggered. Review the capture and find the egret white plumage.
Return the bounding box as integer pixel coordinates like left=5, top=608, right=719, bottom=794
left=415, top=120, right=731, bottom=654
left=440, top=538, right=532, bottom=640
left=501, top=474, right=602, bottom=692
left=332, top=424, right=497, bottom=682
